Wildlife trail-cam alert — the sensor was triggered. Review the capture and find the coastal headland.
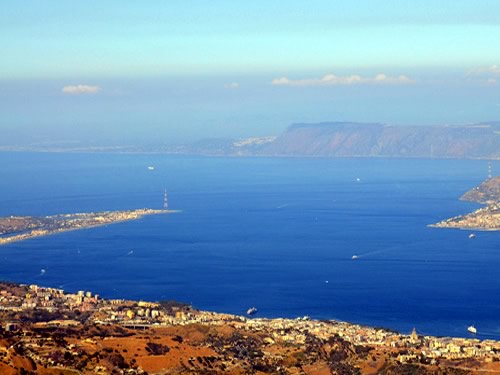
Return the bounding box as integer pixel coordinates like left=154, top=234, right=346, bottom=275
left=1, top=281, right=499, bottom=374
left=430, top=176, right=500, bottom=231
left=0, top=209, right=177, bottom=246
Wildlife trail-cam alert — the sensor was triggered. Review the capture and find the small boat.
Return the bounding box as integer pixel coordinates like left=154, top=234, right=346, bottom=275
left=469, top=233, right=476, bottom=239
left=352, top=255, right=359, bottom=260
left=147, top=166, right=155, bottom=171
left=247, top=307, right=258, bottom=315
left=467, top=325, right=477, bottom=334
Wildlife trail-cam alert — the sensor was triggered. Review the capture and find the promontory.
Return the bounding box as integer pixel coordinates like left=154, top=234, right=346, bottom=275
left=0, top=208, right=176, bottom=246
left=430, top=176, right=500, bottom=231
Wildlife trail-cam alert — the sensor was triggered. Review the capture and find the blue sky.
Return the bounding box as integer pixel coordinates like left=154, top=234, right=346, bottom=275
left=1, top=1, right=500, bottom=144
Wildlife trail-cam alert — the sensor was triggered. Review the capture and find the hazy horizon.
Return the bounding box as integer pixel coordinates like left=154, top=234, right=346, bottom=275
left=1, top=1, right=500, bottom=146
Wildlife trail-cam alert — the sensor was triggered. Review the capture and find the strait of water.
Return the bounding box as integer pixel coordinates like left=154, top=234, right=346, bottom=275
left=0, top=152, right=498, bottom=339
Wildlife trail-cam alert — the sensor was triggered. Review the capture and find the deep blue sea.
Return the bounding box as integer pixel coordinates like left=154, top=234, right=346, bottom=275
left=0, top=152, right=498, bottom=339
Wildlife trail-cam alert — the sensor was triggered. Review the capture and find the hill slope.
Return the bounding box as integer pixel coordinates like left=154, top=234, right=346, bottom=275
left=461, top=176, right=500, bottom=204
left=256, top=122, right=500, bottom=158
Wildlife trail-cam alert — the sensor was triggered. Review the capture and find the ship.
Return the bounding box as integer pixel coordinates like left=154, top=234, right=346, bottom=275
left=467, top=325, right=477, bottom=334
left=147, top=166, right=155, bottom=171
left=247, top=307, right=258, bottom=315
left=469, top=233, right=476, bottom=239
left=352, top=255, right=359, bottom=260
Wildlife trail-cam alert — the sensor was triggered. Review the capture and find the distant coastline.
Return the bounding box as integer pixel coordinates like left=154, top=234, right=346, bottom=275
left=1, top=121, right=499, bottom=160
left=0, top=208, right=178, bottom=246
left=1, top=147, right=499, bottom=161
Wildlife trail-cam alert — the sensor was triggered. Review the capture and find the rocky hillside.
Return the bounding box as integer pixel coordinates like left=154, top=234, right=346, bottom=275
left=461, top=176, right=500, bottom=204
left=256, top=122, right=500, bottom=159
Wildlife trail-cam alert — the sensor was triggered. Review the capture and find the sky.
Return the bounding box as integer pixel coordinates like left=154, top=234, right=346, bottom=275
left=1, top=0, right=500, bottom=145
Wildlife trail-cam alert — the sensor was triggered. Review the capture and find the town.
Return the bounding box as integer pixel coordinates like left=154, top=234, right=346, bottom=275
left=431, top=176, right=500, bottom=231
left=1, top=282, right=499, bottom=374
left=0, top=208, right=174, bottom=246
left=431, top=202, right=500, bottom=231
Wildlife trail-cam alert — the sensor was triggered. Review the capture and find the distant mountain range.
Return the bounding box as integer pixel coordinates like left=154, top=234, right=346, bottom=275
left=2, top=122, right=499, bottom=159
left=183, top=121, right=500, bottom=159
left=255, top=121, right=500, bottom=159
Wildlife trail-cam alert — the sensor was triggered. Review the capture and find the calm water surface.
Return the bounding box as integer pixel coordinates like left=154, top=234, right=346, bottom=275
left=0, top=152, right=498, bottom=339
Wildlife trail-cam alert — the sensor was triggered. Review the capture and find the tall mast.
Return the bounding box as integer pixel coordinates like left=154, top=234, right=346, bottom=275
left=488, top=162, right=492, bottom=179
left=164, top=189, right=168, bottom=209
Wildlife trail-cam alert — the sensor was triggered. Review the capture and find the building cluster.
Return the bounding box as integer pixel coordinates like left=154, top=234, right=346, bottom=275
left=240, top=317, right=500, bottom=363
left=434, top=203, right=499, bottom=230
left=48, top=209, right=167, bottom=232
left=1, top=285, right=99, bottom=314
left=0, top=208, right=169, bottom=246
left=1, top=284, right=500, bottom=365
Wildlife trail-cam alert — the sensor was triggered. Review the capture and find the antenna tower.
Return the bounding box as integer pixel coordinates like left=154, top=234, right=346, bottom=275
left=163, top=189, right=169, bottom=209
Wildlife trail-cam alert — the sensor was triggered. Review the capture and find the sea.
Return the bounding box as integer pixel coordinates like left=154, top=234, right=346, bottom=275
left=0, top=152, right=498, bottom=339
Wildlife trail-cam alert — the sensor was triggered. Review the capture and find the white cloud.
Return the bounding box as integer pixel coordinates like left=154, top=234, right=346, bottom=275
left=468, top=65, right=500, bottom=76
left=62, top=85, right=101, bottom=95
left=488, top=65, right=500, bottom=75
left=224, top=82, right=240, bottom=89
left=271, top=73, right=415, bottom=87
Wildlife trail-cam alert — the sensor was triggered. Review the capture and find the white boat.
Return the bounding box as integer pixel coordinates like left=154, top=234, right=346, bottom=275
left=352, top=255, right=359, bottom=260
left=469, top=233, right=476, bottom=239
left=247, top=307, right=258, bottom=315
left=467, top=325, right=477, bottom=334
left=147, top=166, right=155, bottom=171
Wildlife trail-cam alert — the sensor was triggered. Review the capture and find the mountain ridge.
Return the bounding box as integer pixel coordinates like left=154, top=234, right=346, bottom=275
left=254, top=121, right=500, bottom=159
left=1, top=121, right=499, bottom=159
